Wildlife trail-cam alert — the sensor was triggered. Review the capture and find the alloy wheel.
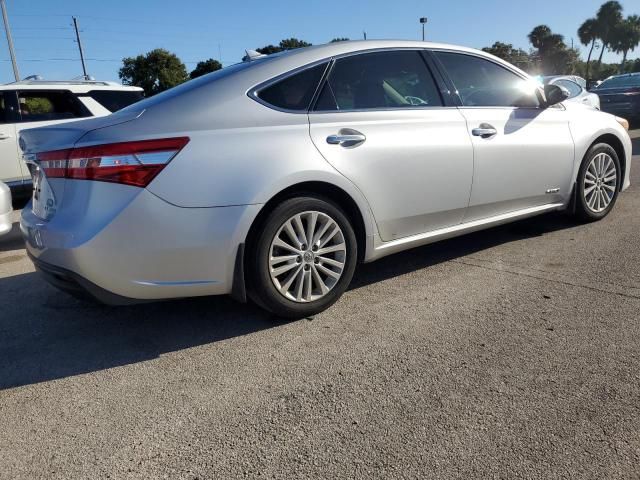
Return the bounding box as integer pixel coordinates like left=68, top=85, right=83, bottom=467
left=583, top=152, right=617, bottom=213
left=268, top=211, right=347, bottom=303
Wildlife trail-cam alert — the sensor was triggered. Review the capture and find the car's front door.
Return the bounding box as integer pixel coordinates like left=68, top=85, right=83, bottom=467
left=0, top=92, right=23, bottom=185
left=434, top=51, right=575, bottom=222
left=308, top=50, right=474, bottom=242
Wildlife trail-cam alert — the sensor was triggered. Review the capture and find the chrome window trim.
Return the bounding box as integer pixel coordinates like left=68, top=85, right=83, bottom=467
left=249, top=47, right=452, bottom=115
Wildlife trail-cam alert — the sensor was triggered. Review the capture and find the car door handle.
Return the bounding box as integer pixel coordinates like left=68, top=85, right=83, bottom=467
left=0, top=133, right=11, bottom=140
left=471, top=124, right=497, bottom=138
left=326, top=129, right=366, bottom=147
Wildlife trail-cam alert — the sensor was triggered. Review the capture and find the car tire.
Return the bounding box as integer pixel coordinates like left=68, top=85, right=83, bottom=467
left=574, top=143, right=621, bottom=222
left=247, top=196, right=357, bottom=319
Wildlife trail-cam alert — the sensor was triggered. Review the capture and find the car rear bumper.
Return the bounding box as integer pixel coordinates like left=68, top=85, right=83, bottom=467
left=21, top=185, right=261, bottom=302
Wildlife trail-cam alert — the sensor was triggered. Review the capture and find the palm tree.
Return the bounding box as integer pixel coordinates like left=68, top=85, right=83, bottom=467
left=594, top=1, right=624, bottom=72
left=611, top=15, right=640, bottom=74
left=578, top=18, right=599, bottom=80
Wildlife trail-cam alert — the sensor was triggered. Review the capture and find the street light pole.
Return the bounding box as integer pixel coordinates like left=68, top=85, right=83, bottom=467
left=419, top=17, right=428, bottom=41
left=72, top=16, right=88, bottom=79
left=1, top=0, right=20, bottom=81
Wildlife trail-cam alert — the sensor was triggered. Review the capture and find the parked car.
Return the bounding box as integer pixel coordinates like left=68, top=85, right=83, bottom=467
left=20, top=40, right=632, bottom=319
left=0, top=181, right=12, bottom=237
left=592, top=73, right=640, bottom=124
left=0, top=78, right=143, bottom=195
left=543, top=76, right=600, bottom=110
left=545, top=75, right=587, bottom=89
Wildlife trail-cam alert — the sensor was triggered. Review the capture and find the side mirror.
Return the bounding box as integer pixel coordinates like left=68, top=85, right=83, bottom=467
left=544, top=84, right=570, bottom=107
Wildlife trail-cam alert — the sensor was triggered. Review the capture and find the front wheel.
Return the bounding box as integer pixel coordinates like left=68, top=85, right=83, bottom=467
left=574, top=143, right=621, bottom=222
left=247, top=196, right=357, bottom=319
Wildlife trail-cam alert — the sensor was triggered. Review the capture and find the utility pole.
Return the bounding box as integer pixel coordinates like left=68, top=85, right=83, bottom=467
left=420, top=17, right=428, bottom=41
left=72, top=16, right=88, bottom=79
left=1, top=0, right=19, bottom=81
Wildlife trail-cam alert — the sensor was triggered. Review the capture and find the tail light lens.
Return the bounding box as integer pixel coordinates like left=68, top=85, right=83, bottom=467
left=36, top=137, right=189, bottom=188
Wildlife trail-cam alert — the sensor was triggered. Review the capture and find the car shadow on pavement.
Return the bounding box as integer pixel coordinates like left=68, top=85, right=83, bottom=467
left=0, top=223, right=24, bottom=253
left=0, top=212, right=580, bottom=391
left=350, top=212, right=577, bottom=290
left=0, top=275, right=275, bottom=390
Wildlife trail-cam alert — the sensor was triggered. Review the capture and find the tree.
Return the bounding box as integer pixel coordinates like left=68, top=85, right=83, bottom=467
left=256, top=38, right=312, bottom=55
left=279, top=38, right=311, bottom=50
left=119, top=48, right=188, bottom=96
left=610, top=15, right=640, bottom=74
left=330, top=37, right=350, bottom=43
left=482, top=42, right=534, bottom=71
left=528, top=25, right=579, bottom=75
left=189, top=58, right=223, bottom=79
left=256, top=45, right=282, bottom=55
left=594, top=1, right=623, bottom=72
left=578, top=18, right=599, bottom=80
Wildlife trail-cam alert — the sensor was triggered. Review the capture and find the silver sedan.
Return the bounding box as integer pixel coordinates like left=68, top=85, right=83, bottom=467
left=20, top=40, right=632, bottom=318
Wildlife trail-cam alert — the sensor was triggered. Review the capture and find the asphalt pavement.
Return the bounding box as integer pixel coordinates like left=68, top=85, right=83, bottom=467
left=0, top=134, right=639, bottom=479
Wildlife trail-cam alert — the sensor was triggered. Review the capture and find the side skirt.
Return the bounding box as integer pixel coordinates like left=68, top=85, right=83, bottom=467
left=366, top=203, right=565, bottom=262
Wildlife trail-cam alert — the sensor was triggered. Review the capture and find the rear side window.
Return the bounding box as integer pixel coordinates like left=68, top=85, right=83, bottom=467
left=435, top=52, right=540, bottom=108
left=17, top=90, right=91, bottom=122
left=257, top=63, right=328, bottom=111
left=553, top=79, right=582, bottom=99
left=314, top=50, right=443, bottom=111
left=85, top=90, right=144, bottom=112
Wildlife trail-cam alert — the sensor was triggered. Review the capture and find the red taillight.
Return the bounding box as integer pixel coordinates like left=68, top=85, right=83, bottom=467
left=36, top=137, right=189, bottom=188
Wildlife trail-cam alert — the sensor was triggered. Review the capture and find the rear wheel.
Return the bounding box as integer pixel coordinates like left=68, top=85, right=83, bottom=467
left=574, top=143, right=621, bottom=222
left=247, top=196, right=357, bottom=319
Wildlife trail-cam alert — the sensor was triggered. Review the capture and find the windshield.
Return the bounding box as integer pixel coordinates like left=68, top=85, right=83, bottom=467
left=597, top=75, right=640, bottom=89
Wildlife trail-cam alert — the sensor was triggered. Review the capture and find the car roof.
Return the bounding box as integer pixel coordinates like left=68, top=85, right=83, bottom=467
left=605, top=72, right=640, bottom=79
left=0, top=80, right=143, bottom=93
left=245, top=40, right=533, bottom=80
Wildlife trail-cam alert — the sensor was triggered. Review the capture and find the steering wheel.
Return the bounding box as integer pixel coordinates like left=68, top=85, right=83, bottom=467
left=404, top=95, right=428, bottom=106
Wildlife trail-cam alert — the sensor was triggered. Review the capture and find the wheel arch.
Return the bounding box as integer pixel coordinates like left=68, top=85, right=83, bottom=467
left=244, top=181, right=369, bottom=264
left=589, top=133, right=627, bottom=191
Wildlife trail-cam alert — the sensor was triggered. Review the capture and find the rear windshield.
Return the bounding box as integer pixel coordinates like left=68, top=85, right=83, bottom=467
left=597, top=75, right=640, bottom=89
left=85, top=90, right=144, bottom=112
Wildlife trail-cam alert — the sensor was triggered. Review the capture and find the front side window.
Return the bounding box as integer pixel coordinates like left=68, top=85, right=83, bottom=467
left=553, top=79, right=582, bottom=99
left=314, top=50, right=443, bottom=111
left=257, top=63, right=328, bottom=111
left=17, top=90, right=91, bottom=123
left=435, top=52, right=540, bottom=108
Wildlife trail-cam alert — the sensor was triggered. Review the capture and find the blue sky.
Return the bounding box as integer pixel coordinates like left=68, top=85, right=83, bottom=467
left=1, top=0, right=638, bottom=83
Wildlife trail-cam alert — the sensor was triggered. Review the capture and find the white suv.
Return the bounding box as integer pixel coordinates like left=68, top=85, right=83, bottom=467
left=0, top=79, right=143, bottom=194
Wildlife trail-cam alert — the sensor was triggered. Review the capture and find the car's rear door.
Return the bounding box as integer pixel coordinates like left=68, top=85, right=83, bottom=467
left=308, top=50, right=474, bottom=242
left=433, top=51, right=575, bottom=222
